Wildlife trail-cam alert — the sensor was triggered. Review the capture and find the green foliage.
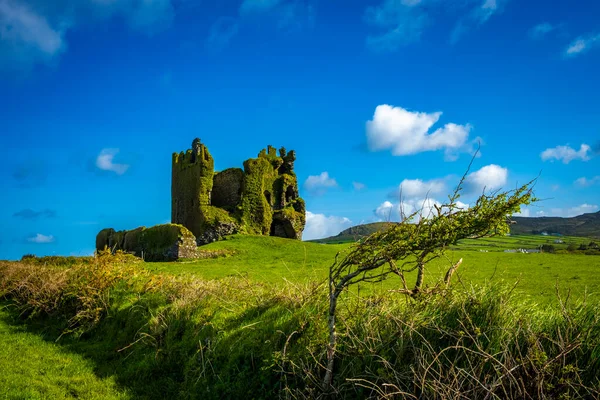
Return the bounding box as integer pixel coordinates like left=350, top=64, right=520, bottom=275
left=541, top=244, right=556, bottom=253
left=330, top=178, right=536, bottom=297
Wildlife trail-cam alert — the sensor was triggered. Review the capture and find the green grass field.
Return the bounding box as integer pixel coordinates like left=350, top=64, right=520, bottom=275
left=145, top=234, right=600, bottom=305
left=1, top=233, right=599, bottom=398
left=0, top=306, right=129, bottom=400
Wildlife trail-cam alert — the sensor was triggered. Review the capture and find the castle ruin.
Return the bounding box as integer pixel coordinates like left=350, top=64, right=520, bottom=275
left=96, top=139, right=305, bottom=260
left=171, top=138, right=306, bottom=244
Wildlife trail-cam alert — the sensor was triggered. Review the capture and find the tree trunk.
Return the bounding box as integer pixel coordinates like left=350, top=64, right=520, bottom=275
left=414, top=261, right=425, bottom=294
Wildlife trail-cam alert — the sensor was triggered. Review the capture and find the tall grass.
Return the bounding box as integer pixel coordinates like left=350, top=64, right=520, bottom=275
left=1, top=255, right=599, bottom=399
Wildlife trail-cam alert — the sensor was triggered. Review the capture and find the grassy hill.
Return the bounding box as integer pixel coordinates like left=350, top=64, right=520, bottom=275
left=510, top=211, right=600, bottom=237
left=309, top=222, right=396, bottom=244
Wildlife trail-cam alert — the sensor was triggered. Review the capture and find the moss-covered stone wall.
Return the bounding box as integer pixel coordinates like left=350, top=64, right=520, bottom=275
left=212, top=168, right=244, bottom=212
left=96, top=224, right=198, bottom=261
left=170, top=140, right=306, bottom=244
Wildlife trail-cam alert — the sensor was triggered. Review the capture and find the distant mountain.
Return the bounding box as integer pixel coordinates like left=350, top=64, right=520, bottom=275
left=510, top=211, right=600, bottom=237
left=311, top=211, right=600, bottom=244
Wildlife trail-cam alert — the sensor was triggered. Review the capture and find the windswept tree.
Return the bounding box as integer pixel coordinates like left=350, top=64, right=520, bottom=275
left=323, top=169, right=536, bottom=390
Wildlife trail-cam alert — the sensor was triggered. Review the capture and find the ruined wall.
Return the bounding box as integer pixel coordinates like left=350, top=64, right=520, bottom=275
left=96, top=224, right=198, bottom=261
left=212, top=168, right=244, bottom=212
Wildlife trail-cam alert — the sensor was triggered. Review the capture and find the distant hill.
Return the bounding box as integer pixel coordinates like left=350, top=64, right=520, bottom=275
left=510, top=211, right=600, bottom=237
left=309, top=222, right=397, bottom=244
left=311, top=211, right=600, bottom=244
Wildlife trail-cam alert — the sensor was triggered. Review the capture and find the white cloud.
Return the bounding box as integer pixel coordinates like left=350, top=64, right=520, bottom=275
left=0, top=0, right=175, bottom=70
left=394, top=178, right=446, bottom=199
left=465, top=164, right=508, bottom=193
left=27, top=233, right=55, bottom=244
left=540, top=144, right=591, bottom=164
left=565, top=33, right=600, bottom=57
left=96, top=148, right=129, bottom=175
left=304, top=172, right=337, bottom=194
left=303, top=211, right=352, bottom=240
left=529, top=22, right=557, bottom=40
left=366, top=104, right=472, bottom=159
left=352, top=181, right=366, bottom=191
left=513, top=207, right=545, bottom=217
left=574, top=176, right=600, bottom=187
left=375, top=198, right=446, bottom=221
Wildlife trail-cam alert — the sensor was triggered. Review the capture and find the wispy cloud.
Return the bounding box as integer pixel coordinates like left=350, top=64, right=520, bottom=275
left=13, top=208, right=56, bottom=220
left=564, top=33, right=600, bottom=57
left=366, top=104, right=473, bottom=159
left=96, top=148, right=129, bottom=175
left=529, top=22, right=558, bottom=40
left=352, top=181, right=366, bottom=191
left=0, top=0, right=65, bottom=70
left=26, top=233, right=55, bottom=244
left=451, top=0, right=508, bottom=44
left=364, top=0, right=428, bottom=52
left=205, top=17, right=239, bottom=51
left=574, top=176, right=600, bottom=187
left=304, top=172, right=338, bottom=195
left=540, top=144, right=591, bottom=164
left=0, top=0, right=175, bottom=71
left=239, top=0, right=283, bottom=15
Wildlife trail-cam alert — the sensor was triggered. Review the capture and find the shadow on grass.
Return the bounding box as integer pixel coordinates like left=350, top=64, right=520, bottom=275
left=0, top=296, right=310, bottom=400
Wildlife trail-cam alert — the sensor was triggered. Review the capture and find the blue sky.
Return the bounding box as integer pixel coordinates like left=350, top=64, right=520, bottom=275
left=1, top=0, right=599, bottom=259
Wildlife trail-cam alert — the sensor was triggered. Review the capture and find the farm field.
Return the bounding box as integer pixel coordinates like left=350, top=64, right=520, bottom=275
left=145, top=234, right=600, bottom=305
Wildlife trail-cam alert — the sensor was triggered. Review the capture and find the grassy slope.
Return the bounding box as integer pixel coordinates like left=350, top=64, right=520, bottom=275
left=0, top=306, right=129, bottom=400
left=147, top=235, right=347, bottom=284
left=146, top=234, right=600, bottom=305
left=511, top=211, right=600, bottom=237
